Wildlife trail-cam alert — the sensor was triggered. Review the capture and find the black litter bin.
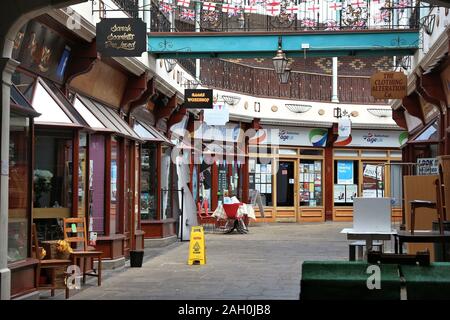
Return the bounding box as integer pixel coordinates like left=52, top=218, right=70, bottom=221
left=130, top=250, right=144, bottom=267
left=432, top=221, right=450, bottom=261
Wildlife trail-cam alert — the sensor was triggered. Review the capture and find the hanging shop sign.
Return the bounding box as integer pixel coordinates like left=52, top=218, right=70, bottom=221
left=96, top=18, right=146, bottom=57
left=338, top=117, right=351, bottom=138
left=370, top=71, right=407, bottom=99
left=184, top=89, right=213, bottom=109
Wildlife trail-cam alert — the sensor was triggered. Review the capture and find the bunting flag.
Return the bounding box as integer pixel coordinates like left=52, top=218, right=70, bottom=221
left=228, top=6, right=241, bottom=16
left=328, top=2, right=342, bottom=10
left=351, top=0, right=366, bottom=7
left=285, top=5, right=299, bottom=15
left=180, top=8, right=195, bottom=20
left=177, top=0, right=190, bottom=7
left=266, top=2, right=281, bottom=16
left=374, top=10, right=389, bottom=22
left=244, top=5, right=258, bottom=13
left=202, top=1, right=216, bottom=11
left=160, top=3, right=174, bottom=13
left=221, top=3, right=234, bottom=12
left=397, top=0, right=410, bottom=8
left=352, top=19, right=366, bottom=28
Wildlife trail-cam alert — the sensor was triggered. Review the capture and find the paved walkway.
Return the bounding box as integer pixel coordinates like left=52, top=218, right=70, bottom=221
left=53, top=222, right=353, bottom=300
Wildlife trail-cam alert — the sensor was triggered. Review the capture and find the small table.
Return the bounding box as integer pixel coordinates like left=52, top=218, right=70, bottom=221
left=341, top=228, right=397, bottom=259
left=394, top=230, right=450, bottom=261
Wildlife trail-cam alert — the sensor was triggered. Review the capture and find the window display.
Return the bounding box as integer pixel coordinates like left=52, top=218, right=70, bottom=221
left=8, top=114, right=31, bottom=262
left=248, top=158, right=273, bottom=206
left=334, top=160, right=358, bottom=206
left=362, top=163, right=384, bottom=198
left=141, top=145, right=157, bottom=220
left=111, top=137, right=119, bottom=233
left=299, top=160, right=323, bottom=207
left=78, top=133, right=87, bottom=217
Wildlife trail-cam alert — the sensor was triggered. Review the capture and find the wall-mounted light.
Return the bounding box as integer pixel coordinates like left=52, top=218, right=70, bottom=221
left=222, top=95, right=241, bottom=106
left=272, top=36, right=288, bottom=75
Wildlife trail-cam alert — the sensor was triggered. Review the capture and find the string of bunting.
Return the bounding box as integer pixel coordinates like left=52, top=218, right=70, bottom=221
left=158, top=0, right=411, bottom=22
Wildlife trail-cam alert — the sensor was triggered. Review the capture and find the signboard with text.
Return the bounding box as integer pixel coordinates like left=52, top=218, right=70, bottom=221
left=96, top=18, right=146, bottom=57
left=184, top=89, right=213, bottom=109
left=370, top=71, right=407, bottom=99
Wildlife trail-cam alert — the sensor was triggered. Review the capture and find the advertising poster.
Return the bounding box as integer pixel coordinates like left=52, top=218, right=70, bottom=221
left=334, top=184, right=346, bottom=203
left=346, top=184, right=358, bottom=203
left=337, top=161, right=354, bottom=185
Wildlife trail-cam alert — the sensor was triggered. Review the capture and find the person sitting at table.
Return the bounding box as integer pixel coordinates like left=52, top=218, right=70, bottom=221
left=223, top=190, right=232, bottom=204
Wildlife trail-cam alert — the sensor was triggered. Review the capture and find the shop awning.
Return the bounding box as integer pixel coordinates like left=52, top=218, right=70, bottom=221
left=133, top=120, right=173, bottom=145
left=30, top=78, right=85, bottom=128
left=75, top=94, right=141, bottom=141
left=408, top=119, right=440, bottom=144
left=10, top=84, right=40, bottom=117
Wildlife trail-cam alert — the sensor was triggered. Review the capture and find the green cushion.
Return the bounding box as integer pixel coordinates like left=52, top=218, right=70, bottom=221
left=402, top=262, right=450, bottom=300
left=300, top=261, right=401, bottom=300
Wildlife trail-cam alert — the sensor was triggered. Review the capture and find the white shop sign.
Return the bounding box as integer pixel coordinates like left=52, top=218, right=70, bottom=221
left=334, top=130, right=405, bottom=148
left=250, top=125, right=328, bottom=147
left=417, top=158, right=439, bottom=175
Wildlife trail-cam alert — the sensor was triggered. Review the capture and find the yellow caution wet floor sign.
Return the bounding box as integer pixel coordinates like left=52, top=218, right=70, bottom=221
left=188, top=226, right=206, bottom=265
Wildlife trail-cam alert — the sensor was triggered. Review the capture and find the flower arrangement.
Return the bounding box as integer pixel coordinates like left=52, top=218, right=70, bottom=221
left=38, top=247, right=46, bottom=260
left=56, top=240, right=73, bottom=259
left=33, top=169, right=53, bottom=207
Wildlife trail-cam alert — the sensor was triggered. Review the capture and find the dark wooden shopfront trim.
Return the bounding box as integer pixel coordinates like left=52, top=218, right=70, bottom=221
left=402, top=91, right=425, bottom=124
left=9, top=258, right=39, bottom=299
left=141, top=219, right=177, bottom=239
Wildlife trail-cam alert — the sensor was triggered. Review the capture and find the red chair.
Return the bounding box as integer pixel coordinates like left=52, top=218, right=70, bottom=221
left=197, top=201, right=216, bottom=231
left=222, top=203, right=248, bottom=234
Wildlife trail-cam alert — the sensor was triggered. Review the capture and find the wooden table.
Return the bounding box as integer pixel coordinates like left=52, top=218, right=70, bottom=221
left=341, top=228, right=397, bottom=259
left=394, top=231, right=450, bottom=261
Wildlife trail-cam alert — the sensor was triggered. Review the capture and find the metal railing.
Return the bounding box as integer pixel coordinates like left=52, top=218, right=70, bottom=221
left=150, top=0, right=424, bottom=32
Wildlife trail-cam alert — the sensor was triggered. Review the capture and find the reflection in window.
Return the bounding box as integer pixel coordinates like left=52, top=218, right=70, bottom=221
left=362, top=163, right=385, bottom=198
left=141, top=145, right=157, bottom=220
left=12, top=71, right=35, bottom=101
left=390, top=163, right=403, bottom=208
left=8, top=114, right=30, bottom=262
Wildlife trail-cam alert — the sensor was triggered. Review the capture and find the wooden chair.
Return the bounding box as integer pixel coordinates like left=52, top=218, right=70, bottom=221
left=62, top=218, right=102, bottom=287
left=32, top=223, right=71, bottom=299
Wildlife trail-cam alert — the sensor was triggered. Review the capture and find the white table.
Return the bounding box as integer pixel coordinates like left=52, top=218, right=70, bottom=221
left=340, top=228, right=398, bottom=258
left=211, top=203, right=256, bottom=221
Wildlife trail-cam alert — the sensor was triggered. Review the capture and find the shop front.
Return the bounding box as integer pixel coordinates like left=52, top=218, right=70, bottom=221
left=332, top=129, right=405, bottom=221
left=131, top=107, right=178, bottom=241
left=248, top=125, right=328, bottom=222
left=8, top=85, right=40, bottom=299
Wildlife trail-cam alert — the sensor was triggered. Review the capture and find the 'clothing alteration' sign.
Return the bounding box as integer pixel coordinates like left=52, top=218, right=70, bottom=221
left=370, top=71, right=407, bottom=99
left=96, top=18, right=146, bottom=57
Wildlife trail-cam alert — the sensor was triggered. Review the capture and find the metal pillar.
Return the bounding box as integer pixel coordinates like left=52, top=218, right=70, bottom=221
left=331, top=57, right=339, bottom=103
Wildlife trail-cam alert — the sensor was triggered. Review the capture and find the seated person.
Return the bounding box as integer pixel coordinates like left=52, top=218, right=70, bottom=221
left=223, top=191, right=232, bottom=204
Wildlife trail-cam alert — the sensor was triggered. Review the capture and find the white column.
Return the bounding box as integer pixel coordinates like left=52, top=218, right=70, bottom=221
left=0, top=58, right=19, bottom=301
left=144, top=0, right=151, bottom=32
left=195, top=1, right=201, bottom=79
left=331, top=57, right=339, bottom=103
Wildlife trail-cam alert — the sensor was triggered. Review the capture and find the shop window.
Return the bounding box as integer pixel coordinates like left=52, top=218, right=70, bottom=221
left=111, top=137, right=119, bottom=233
left=141, top=144, right=158, bottom=220
left=217, top=163, right=229, bottom=204
left=334, top=149, right=359, bottom=158
left=199, top=161, right=212, bottom=211
left=161, top=145, right=173, bottom=219
left=362, top=162, right=385, bottom=198
left=278, top=148, right=297, bottom=155
left=334, top=160, right=358, bottom=206
left=12, top=71, right=35, bottom=101
left=34, top=130, right=73, bottom=211
left=90, top=135, right=105, bottom=234
left=8, top=114, right=30, bottom=262
left=78, top=133, right=87, bottom=218
left=390, top=150, right=402, bottom=159
left=360, top=150, right=388, bottom=158
left=300, top=149, right=323, bottom=156
left=230, top=162, right=243, bottom=200
left=248, top=158, right=273, bottom=206
left=299, top=160, right=323, bottom=207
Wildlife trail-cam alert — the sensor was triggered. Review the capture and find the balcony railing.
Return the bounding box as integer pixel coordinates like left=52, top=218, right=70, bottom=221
left=150, top=0, right=423, bottom=32
left=111, top=0, right=139, bottom=18
left=200, top=59, right=387, bottom=104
